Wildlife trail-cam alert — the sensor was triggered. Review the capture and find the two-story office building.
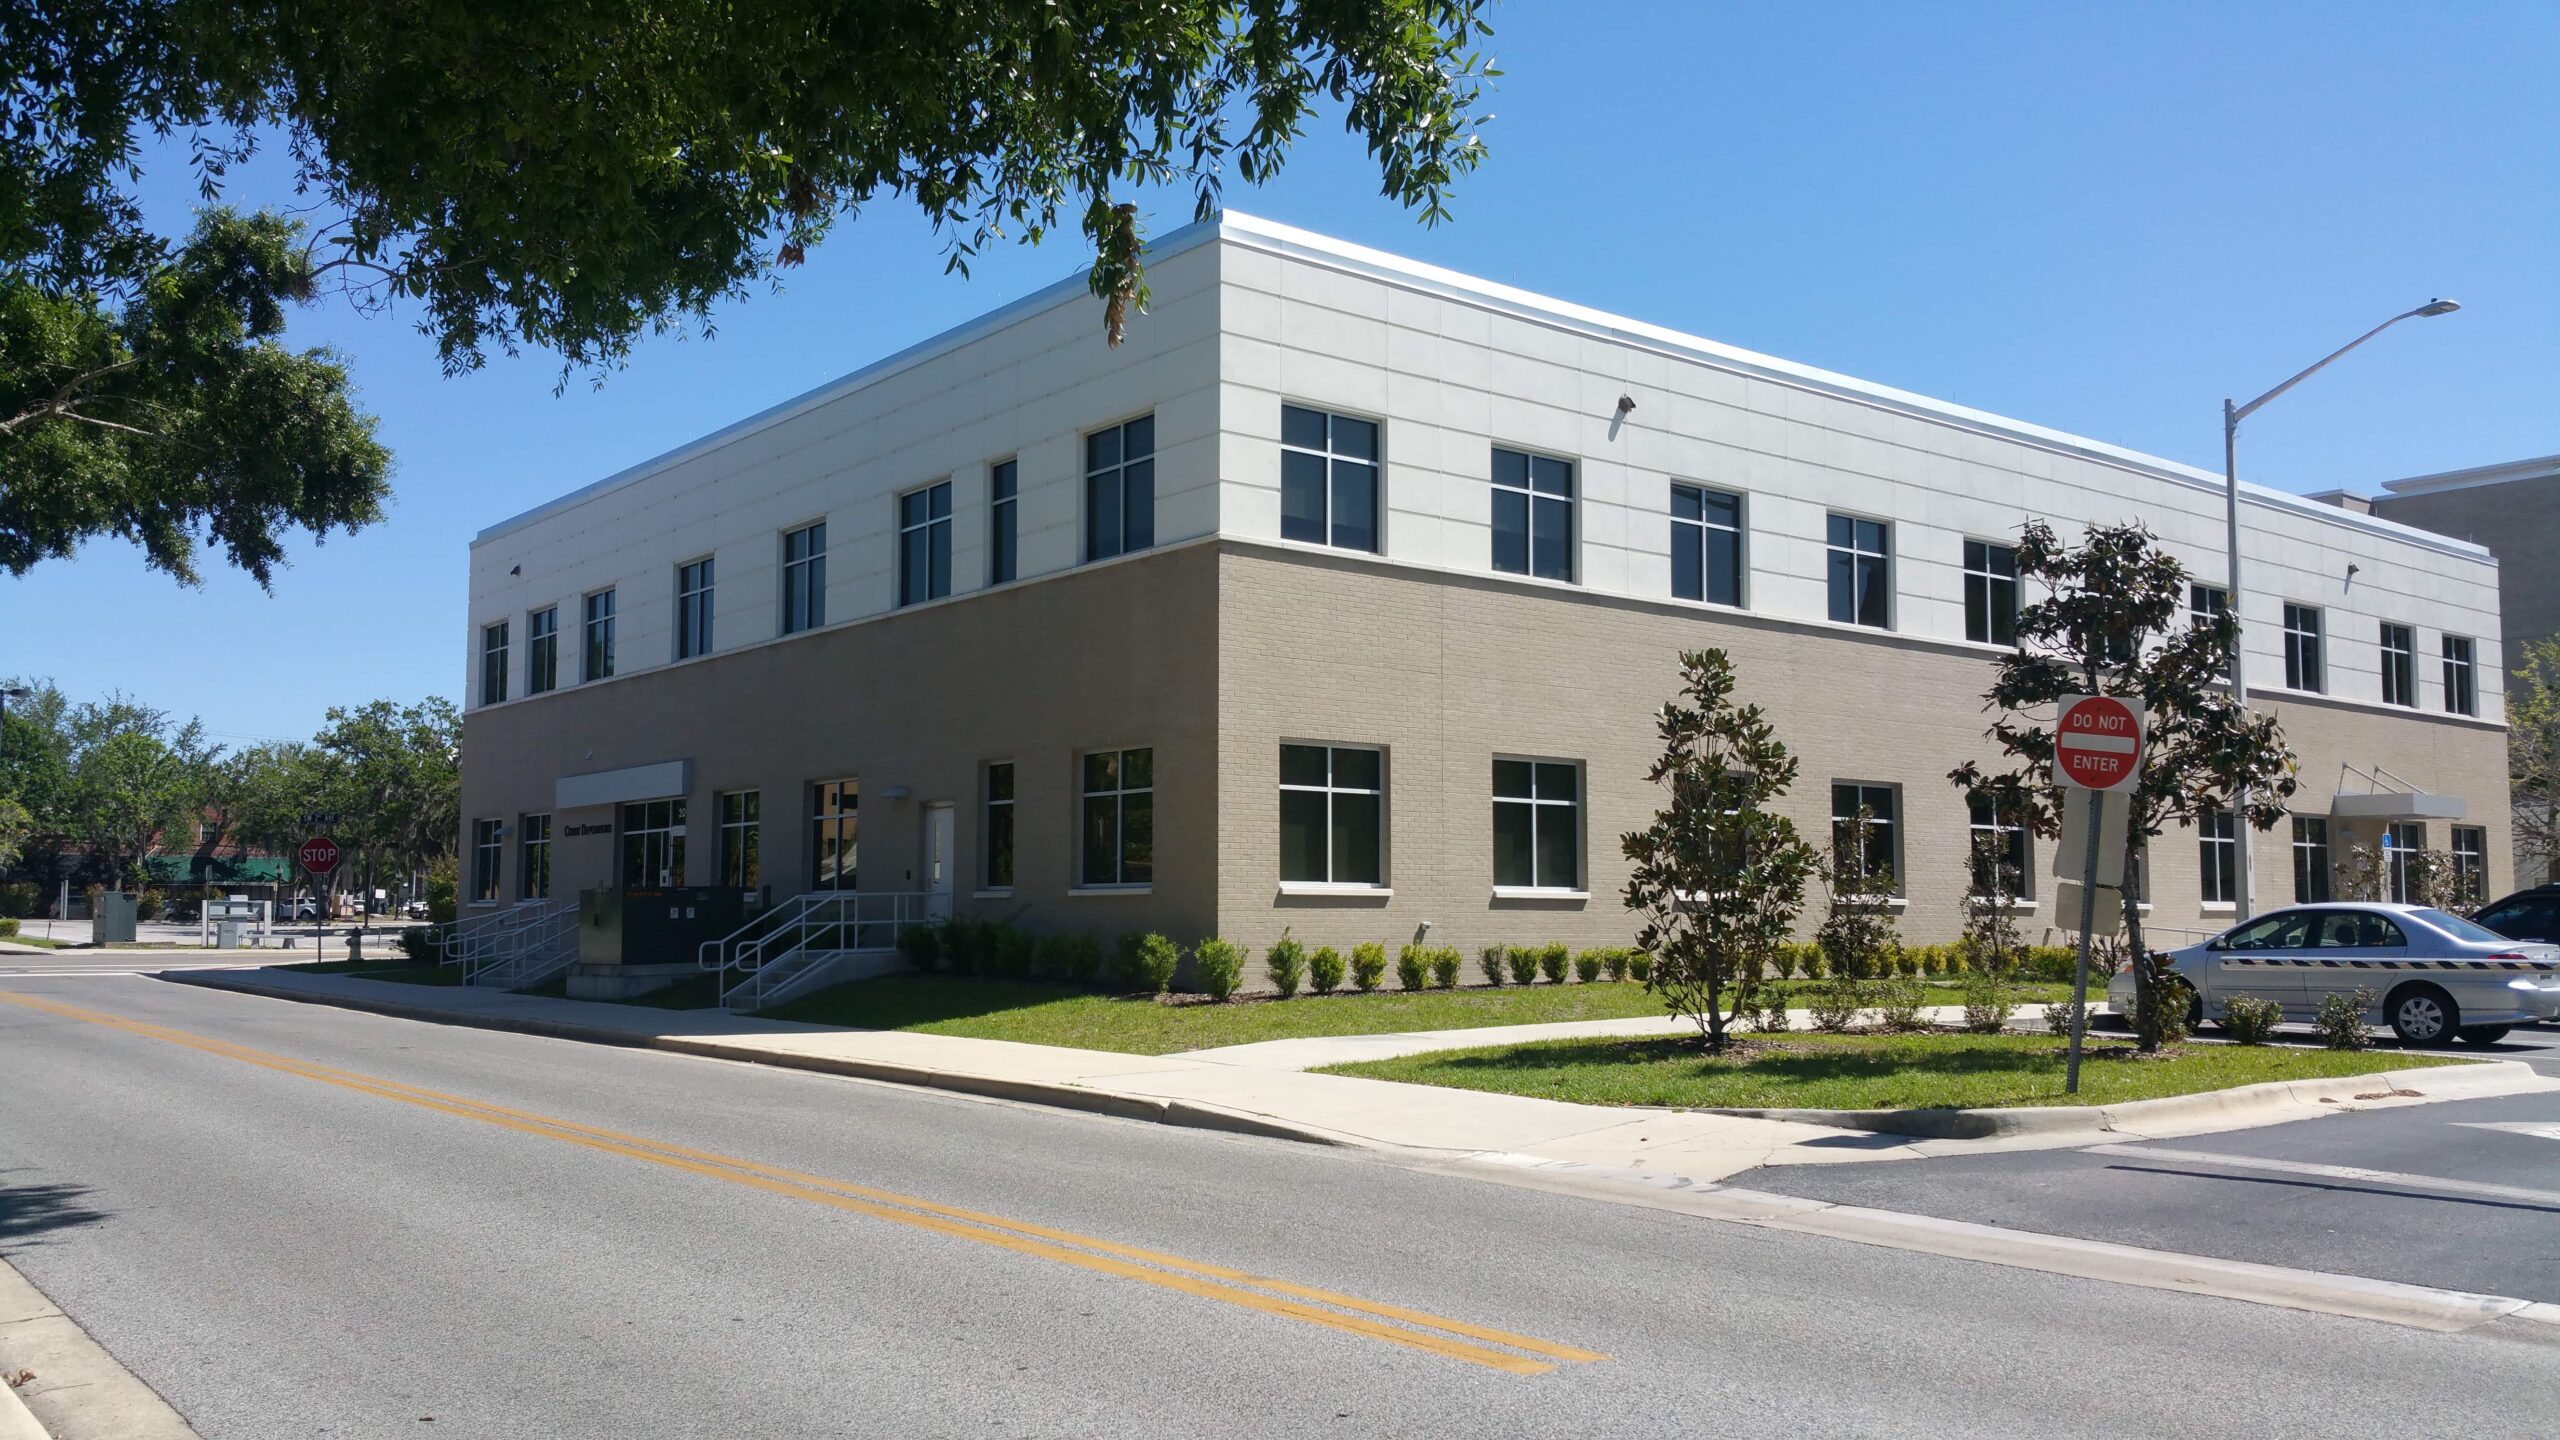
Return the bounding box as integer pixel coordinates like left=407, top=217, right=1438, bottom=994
left=459, top=213, right=2511, bottom=968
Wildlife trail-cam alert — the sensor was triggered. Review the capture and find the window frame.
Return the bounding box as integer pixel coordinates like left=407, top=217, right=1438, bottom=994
left=2450, top=824, right=2487, bottom=905
left=810, top=779, right=859, bottom=892
left=675, top=556, right=715, bottom=660
left=479, top=621, right=509, bottom=706
left=470, top=818, right=503, bottom=903
left=526, top=607, right=559, bottom=695
left=2291, top=816, right=2332, bottom=904
left=2442, top=635, right=2477, bottom=716
left=717, top=789, right=761, bottom=890
left=982, top=761, right=1016, bottom=891
left=2379, top=621, right=2417, bottom=707
left=1489, top=445, right=1576, bottom=583
left=2189, top=584, right=2230, bottom=627
left=518, top=813, right=552, bottom=901
left=1966, top=793, right=2032, bottom=900
left=1829, top=781, right=1902, bottom=894
left=1279, top=404, right=1382, bottom=554
left=1825, top=513, right=1893, bottom=630
left=1961, top=538, right=2020, bottom=647
left=898, top=481, right=953, bottom=607
left=781, top=521, right=827, bottom=634
left=620, top=798, right=688, bottom=890
left=1278, top=743, right=1387, bottom=889
left=1670, top=483, right=1744, bottom=607
left=1078, top=747, right=1155, bottom=889
left=2282, top=603, right=2323, bottom=692
left=582, top=588, right=617, bottom=683
left=2383, top=820, right=2425, bottom=905
left=988, top=458, right=1019, bottom=586
left=1083, top=415, right=1157, bottom=562
left=1491, top=756, right=1583, bottom=894
left=2198, top=808, right=2238, bottom=907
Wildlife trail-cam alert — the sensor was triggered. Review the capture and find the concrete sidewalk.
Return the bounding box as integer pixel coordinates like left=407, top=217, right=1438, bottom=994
left=155, top=968, right=2552, bottom=1187
left=1180, top=1004, right=2062, bottom=1071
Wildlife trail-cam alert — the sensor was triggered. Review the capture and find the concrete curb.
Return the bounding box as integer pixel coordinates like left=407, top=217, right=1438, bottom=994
left=1701, top=1060, right=2550, bottom=1138
left=0, top=1379, right=46, bottom=1440
left=160, top=972, right=1358, bottom=1150
left=0, top=1259, right=198, bottom=1440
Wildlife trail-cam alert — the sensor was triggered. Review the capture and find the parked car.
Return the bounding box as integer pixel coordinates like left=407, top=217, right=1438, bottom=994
left=2109, top=902, right=2560, bottom=1046
left=403, top=898, right=431, bottom=921
left=278, top=897, right=319, bottom=921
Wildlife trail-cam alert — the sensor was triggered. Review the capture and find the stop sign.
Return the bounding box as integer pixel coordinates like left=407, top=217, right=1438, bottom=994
left=299, top=836, right=341, bottom=875
left=2055, top=694, right=2144, bottom=792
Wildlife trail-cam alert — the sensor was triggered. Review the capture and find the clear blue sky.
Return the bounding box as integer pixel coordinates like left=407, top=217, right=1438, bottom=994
left=6, top=1, right=2552, bottom=748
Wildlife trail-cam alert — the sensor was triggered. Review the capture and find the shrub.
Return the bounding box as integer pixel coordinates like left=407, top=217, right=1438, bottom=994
left=1507, top=945, right=1539, bottom=986
left=1603, top=947, right=1631, bottom=983
left=1874, top=976, right=1928, bottom=1032
left=1265, top=932, right=1306, bottom=998
left=2020, top=945, right=2080, bottom=984
left=1799, top=946, right=1829, bottom=982
left=1628, top=951, right=1653, bottom=984
left=1537, top=943, right=1569, bottom=985
left=1479, top=945, right=1508, bottom=987
left=1808, top=979, right=1861, bottom=1033
left=424, top=862, right=458, bottom=924
left=1573, top=949, right=1604, bottom=983
left=1310, top=945, right=1347, bottom=995
left=0, top=881, right=37, bottom=918
left=993, top=923, right=1038, bottom=980
left=1395, top=943, right=1430, bottom=992
left=2041, top=999, right=2089, bottom=1039
left=2315, top=986, right=2378, bottom=1050
left=1959, top=969, right=2011, bottom=1034
left=1120, top=932, right=1180, bottom=994
left=1350, top=942, right=1388, bottom=993
left=2220, top=994, right=2283, bottom=1046
left=896, top=920, right=945, bottom=972
left=1757, top=988, right=1791, bottom=1032
left=135, top=890, right=164, bottom=922
left=2142, top=978, right=2194, bottom=1048
left=1191, top=937, right=1245, bottom=1002
left=1429, top=946, right=1462, bottom=989
left=397, top=924, right=431, bottom=962
left=1049, top=933, right=1103, bottom=985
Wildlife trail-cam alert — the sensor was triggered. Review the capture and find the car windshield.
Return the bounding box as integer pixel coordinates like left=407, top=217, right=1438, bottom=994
left=2415, top=909, right=2511, bottom=944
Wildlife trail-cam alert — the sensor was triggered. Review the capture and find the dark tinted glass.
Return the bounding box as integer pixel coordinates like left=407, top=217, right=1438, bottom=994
left=1492, top=802, right=1534, bottom=887
left=1534, top=803, right=1577, bottom=888
left=1279, top=790, right=1326, bottom=881
left=1704, top=528, right=1741, bottom=606
left=1671, top=485, right=1702, bottom=523
left=1279, top=744, right=1328, bottom=787
left=1828, top=512, right=1855, bottom=548
left=1331, top=460, right=1376, bottom=552
left=1122, top=459, right=1154, bottom=550
left=1673, top=524, right=1703, bottom=601
left=1332, top=415, right=1377, bottom=461
left=1334, top=793, right=1382, bottom=884
left=1121, top=747, right=1152, bottom=789
left=1532, top=496, right=1572, bottom=580
left=1492, top=447, right=1528, bottom=490
left=1492, top=488, right=1528, bottom=574
left=1332, top=747, right=1382, bottom=790
left=1281, top=404, right=1328, bottom=450
left=1087, top=428, right=1120, bottom=471
left=1493, top=759, right=1534, bottom=799
left=1086, top=472, right=1121, bottom=559
left=1281, top=451, right=1327, bottom=544
left=1123, top=414, right=1153, bottom=458
left=993, top=460, right=1017, bottom=500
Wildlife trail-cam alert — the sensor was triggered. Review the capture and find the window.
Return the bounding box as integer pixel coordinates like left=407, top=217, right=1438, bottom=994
left=989, top=459, right=1018, bottom=585
left=2383, top=821, right=2424, bottom=904
left=676, top=557, right=714, bottom=659
left=1491, top=447, right=1574, bottom=581
left=1493, top=759, right=1581, bottom=891
left=526, top=608, right=558, bottom=694
left=983, top=763, right=1015, bottom=889
left=582, top=589, right=617, bottom=682
left=1280, top=745, right=1385, bottom=886
left=1830, top=782, right=1899, bottom=890
left=518, top=814, right=552, bottom=900
left=479, top=622, right=509, bottom=705
left=2282, top=603, right=2322, bottom=692
left=1962, top=539, right=2019, bottom=646
left=2451, top=825, right=2487, bottom=904
left=2190, top=584, right=2229, bottom=627
left=782, top=523, right=827, bottom=634
left=1826, top=515, right=1891, bottom=629
left=1967, top=795, right=2031, bottom=899
left=621, top=799, right=687, bottom=888
left=2198, top=808, right=2238, bottom=906
left=899, top=483, right=952, bottom=606
left=1085, top=416, right=1155, bottom=561
left=1079, top=748, right=1154, bottom=887
left=717, top=790, right=760, bottom=889
left=811, top=780, right=858, bottom=891
left=1671, top=485, right=1743, bottom=606
left=1280, top=406, right=1380, bottom=552
left=2292, top=817, right=2331, bottom=903
left=2443, top=636, right=2477, bottom=716
left=471, top=819, right=502, bottom=902
left=2379, top=622, right=2416, bottom=707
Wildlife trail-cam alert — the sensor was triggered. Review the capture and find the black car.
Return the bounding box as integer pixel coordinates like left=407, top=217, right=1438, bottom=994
left=2472, top=885, right=2560, bottom=1022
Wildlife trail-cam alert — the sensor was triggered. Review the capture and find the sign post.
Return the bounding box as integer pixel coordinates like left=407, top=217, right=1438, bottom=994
left=299, top=835, right=341, bottom=955
left=2055, top=693, right=2145, bottom=1094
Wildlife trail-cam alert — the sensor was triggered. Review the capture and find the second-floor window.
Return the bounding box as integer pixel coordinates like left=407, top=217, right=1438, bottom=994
left=2443, top=636, right=2477, bottom=716
left=2379, top=622, right=2416, bottom=707
left=2282, top=603, right=2323, bottom=692
left=1962, top=539, right=2019, bottom=646
left=1491, top=447, right=1573, bottom=581
left=1827, top=515, right=1890, bottom=629
left=1671, top=484, right=1742, bottom=605
left=2190, top=584, right=2229, bottom=627
left=583, top=589, right=616, bottom=682
left=899, top=482, right=952, bottom=606
left=480, top=622, right=509, bottom=705
left=526, top=607, right=558, bottom=694
left=783, top=522, right=827, bottom=634
left=1280, top=405, right=1380, bottom=552
left=676, top=558, right=714, bottom=660
left=1086, top=416, right=1155, bottom=561
left=989, top=459, right=1018, bottom=585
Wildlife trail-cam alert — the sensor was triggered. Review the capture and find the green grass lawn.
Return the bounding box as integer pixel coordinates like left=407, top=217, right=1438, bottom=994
left=0, top=933, right=74, bottom=949
left=274, top=958, right=463, bottom=986
left=1318, top=1031, right=2462, bottom=1110
left=757, top=974, right=2089, bottom=1056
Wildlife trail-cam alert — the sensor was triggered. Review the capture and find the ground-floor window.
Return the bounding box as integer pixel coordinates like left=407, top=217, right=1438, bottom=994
left=1280, top=744, right=1384, bottom=886
left=1493, top=758, right=1580, bottom=891
left=471, top=819, right=502, bottom=903
left=1829, top=782, right=1899, bottom=892
left=811, top=779, right=858, bottom=891
left=1966, top=795, right=2030, bottom=899
left=622, top=798, right=686, bottom=889
left=2197, top=808, right=2237, bottom=905
left=719, top=790, right=760, bottom=889
left=519, top=814, right=551, bottom=900
left=2383, top=821, right=2425, bottom=904
left=2451, top=825, right=2487, bottom=904
left=1080, top=749, right=1153, bottom=887
left=983, top=763, right=1015, bottom=889
left=2292, top=816, right=2331, bottom=903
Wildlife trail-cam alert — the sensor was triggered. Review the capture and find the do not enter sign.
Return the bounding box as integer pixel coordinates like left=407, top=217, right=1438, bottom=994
left=299, top=836, right=342, bottom=876
left=2055, top=694, right=2144, bottom=792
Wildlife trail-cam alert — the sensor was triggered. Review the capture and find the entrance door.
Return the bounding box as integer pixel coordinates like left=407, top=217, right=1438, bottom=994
left=923, top=804, right=955, bottom=920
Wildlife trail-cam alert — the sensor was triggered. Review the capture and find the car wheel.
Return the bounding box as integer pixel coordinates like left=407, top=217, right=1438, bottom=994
left=2385, top=983, right=2459, bottom=1047
left=2455, top=1025, right=2511, bottom=1046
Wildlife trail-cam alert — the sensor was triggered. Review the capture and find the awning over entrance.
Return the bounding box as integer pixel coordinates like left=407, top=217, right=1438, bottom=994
left=2330, top=790, right=2467, bottom=821
left=556, top=759, right=692, bottom=811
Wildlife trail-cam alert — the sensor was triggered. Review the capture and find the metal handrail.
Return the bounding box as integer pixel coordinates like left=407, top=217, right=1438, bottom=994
left=463, top=899, right=578, bottom=986
left=705, top=890, right=929, bottom=1011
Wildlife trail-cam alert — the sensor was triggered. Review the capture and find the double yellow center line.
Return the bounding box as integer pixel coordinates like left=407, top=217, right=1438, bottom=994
left=0, top=991, right=1605, bottom=1376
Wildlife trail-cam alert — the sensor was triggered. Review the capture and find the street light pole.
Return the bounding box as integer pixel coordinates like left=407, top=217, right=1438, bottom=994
left=2222, top=298, right=2461, bottom=921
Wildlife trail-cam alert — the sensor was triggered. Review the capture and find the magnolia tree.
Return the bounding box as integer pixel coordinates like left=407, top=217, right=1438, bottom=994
left=1622, top=649, right=1819, bottom=1052
left=1951, top=521, right=2298, bottom=1052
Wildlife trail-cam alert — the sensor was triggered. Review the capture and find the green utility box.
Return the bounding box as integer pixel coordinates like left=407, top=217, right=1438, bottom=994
left=568, top=886, right=757, bottom=998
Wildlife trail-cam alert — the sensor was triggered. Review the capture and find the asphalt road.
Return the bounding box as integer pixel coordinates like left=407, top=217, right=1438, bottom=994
left=2, top=978, right=2554, bottom=1440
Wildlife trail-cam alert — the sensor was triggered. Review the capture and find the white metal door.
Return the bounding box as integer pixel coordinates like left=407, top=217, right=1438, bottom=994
left=924, top=805, right=955, bottom=920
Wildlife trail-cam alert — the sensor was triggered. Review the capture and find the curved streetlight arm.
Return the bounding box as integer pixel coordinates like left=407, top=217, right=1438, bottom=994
left=2231, top=302, right=2454, bottom=426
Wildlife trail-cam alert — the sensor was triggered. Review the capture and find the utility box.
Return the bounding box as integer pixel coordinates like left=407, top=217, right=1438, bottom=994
left=215, top=919, right=245, bottom=948
left=93, top=891, right=139, bottom=944
left=569, top=886, right=754, bottom=998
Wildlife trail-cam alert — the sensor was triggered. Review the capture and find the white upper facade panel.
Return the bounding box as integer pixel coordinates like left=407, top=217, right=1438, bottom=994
left=1211, top=214, right=2504, bottom=723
